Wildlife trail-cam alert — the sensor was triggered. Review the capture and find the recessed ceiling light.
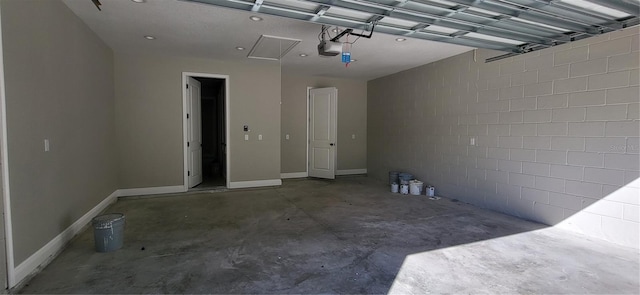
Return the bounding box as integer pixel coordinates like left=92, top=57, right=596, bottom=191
left=236, top=46, right=245, bottom=51
left=249, top=16, right=263, bottom=21
left=144, top=35, right=156, bottom=40
left=131, top=0, right=146, bottom=3
left=299, top=53, right=308, bottom=57
left=395, top=38, right=406, bottom=42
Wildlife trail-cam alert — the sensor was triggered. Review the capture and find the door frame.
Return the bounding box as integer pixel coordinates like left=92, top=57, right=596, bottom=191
left=0, top=5, right=15, bottom=288
left=307, top=87, right=338, bottom=178
left=306, top=87, right=310, bottom=175
left=186, top=77, right=203, bottom=188
left=182, top=72, right=230, bottom=189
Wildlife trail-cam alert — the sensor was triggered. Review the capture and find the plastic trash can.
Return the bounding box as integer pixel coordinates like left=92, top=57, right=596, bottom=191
left=92, top=213, right=125, bottom=252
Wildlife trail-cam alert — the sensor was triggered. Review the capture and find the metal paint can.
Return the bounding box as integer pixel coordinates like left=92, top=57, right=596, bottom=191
left=426, top=186, right=435, bottom=197
left=391, top=183, right=399, bottom=193
left=400, top=184, right=409, bottom=195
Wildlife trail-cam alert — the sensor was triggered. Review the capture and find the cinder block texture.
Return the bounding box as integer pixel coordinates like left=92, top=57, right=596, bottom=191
left=537, top=94, right=568, bottom=109
left=368, top=28, right=640, bottom=249
left=570, top=58, right=607, bottom=77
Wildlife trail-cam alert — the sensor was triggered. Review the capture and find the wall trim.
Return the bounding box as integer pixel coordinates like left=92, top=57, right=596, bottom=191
left=182, top=72, right=231, bottom=191
left=0, top=4, right=17, bottom=288
left=9, top=179, right=278, bottom=288
left=306, top=87, right=310, bottom=177
left=13, top=190, right=119, bottom=288
left=281, top=172, right=308, bottom=179
left=117, top=185, right=185, bottom=197
left=336, top=169, right=367, bottom=175
left=228, top=179, right=282, bottom=189
left=307, top=87, right=339, bottom=178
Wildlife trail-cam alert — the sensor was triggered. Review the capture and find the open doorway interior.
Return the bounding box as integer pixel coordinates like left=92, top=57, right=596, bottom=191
left=194, top=77, right=226, bottom=189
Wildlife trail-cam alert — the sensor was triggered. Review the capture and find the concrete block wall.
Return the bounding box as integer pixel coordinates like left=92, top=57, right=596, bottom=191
left=368, top=26, right=639, bottom=249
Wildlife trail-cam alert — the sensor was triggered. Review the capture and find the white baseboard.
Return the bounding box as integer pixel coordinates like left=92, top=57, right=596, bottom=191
left=11, top=179, right=283, bottom=287
left=281, top=172, right=308, bottom=179
left=13, top=189, right=119, bottom=287
left=117, top=185, right=185, bottom=197
left=336, top=169, right=367, bottom=175
left=229, top=179, right=282, bottom=189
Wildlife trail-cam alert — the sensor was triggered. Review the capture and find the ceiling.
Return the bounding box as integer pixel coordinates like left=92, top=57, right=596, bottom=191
left=63, top=0, right=638, bottom=80
left=63, top=0, right=474, bottom=80
left=189, top=0, right=639, bottom=59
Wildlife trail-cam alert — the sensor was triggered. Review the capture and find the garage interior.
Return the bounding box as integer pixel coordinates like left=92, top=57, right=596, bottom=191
left=0, top=0, right=638, bottom=293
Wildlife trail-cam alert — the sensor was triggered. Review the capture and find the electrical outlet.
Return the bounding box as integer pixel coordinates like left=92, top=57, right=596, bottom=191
left=244, top=134, right=249, bottom=141
left=286, top=134, right=290, bottom=140
left=258, top=134, right=263, bottom=141
left=470, top=137, right=476, bottom=146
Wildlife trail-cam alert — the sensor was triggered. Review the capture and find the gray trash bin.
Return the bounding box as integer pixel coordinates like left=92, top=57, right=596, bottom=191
left=92, top=213, right=125, bottom=252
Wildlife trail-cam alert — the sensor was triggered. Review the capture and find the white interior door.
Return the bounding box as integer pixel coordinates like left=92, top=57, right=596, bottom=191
left=308, top=87, right=337, bottom=179
left=187, top=77, right=203, bottom=188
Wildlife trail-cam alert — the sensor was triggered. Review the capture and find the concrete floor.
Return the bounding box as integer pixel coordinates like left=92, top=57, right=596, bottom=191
left=19, top=177, right=639, bottom=294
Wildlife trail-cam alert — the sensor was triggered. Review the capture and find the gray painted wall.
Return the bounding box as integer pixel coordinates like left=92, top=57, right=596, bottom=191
left=281, top=74, right=367, bottom=173
left=1, top=0, right=118, bottom=264
left=368, top=26, right=639, bottom=248
left=0, top=107, right=5, bottom=290
left=115, top=53, right=281, bottom=187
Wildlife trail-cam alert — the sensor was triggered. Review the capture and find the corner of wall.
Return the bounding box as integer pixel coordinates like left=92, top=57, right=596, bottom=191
left=12, top=190, right=119, bottom=289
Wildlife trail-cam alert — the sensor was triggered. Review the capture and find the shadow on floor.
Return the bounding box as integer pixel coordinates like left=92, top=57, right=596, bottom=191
left=190, top=174, right=226, bottom=191
left=18, top=177, right=639, bottom=294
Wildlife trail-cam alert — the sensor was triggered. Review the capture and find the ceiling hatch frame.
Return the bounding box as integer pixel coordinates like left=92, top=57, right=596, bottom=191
left=247, top=34, right=302, bottom=60
left=184, top=0, right=639, bottom=61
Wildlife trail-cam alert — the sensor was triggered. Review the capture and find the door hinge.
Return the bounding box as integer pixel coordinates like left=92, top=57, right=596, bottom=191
left=188, top=171, right=190, bottom=176
left=186, top=84, right=189, bottom=89
left=187, top=113, right=190, bottom=119
left=187, top=142, right=190, bottom=147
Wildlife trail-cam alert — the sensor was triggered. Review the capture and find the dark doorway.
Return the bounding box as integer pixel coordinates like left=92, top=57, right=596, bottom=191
left=195, top=77, right=226, bottom=189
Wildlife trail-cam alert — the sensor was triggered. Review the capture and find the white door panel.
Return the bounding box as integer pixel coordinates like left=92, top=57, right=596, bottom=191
left=308, top=87, right=337, bottom=179
left=187, top=77, right=203, bottom=188
left=313, top=148, right=331, bottom=170
left=313, top=98, right=330, bottom=140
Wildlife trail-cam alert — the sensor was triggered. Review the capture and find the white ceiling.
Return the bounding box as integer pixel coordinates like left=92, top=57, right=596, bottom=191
left=62, top=0, right=474, bottom=80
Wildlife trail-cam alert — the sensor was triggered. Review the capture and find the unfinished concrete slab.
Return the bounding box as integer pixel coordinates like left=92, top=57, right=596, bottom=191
left=19, top=177, right=639, bottom=294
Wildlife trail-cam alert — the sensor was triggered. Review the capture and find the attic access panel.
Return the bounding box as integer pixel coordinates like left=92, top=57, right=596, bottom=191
left=247, top=35, right=302, bottom=60
left=185, top=0, right=639, bottom=61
